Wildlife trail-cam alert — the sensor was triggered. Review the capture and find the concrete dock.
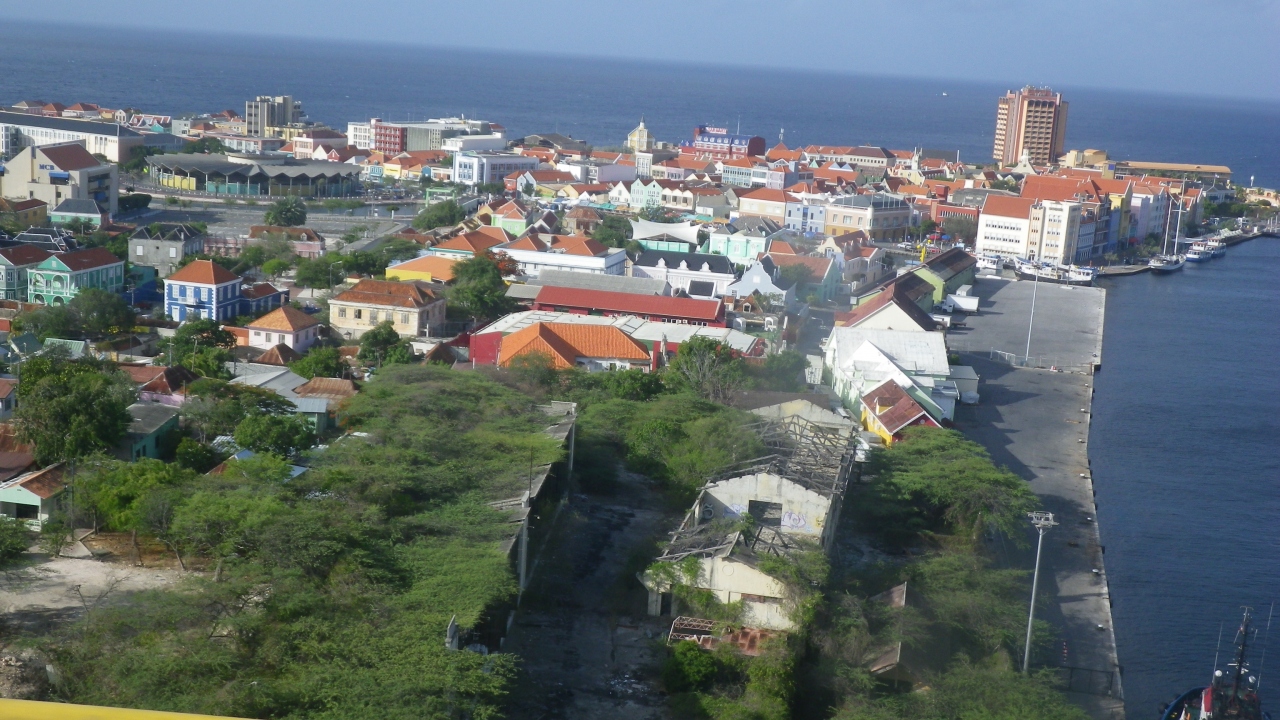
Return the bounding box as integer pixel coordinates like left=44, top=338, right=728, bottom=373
left=951, top=276, right=1124, bottom=720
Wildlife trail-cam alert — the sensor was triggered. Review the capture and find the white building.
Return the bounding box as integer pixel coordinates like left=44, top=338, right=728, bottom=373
left=0, top=141, right=118, bottom=217
left=975, top=195, right=1081, bottom=265
left=452, top=151, right=539, bottom=186
left=497, top=234, right=627, bottom=278
left=346, top=121, right=372, bottom=150
left=631, top=251, right=737, bottom=298
left=441, top=134, right=509, bottom=153
left=0, top=110, right=143, bottom=163
left=244, top=305, right=322, bottom=353
left=823, top=326, right=957, bottom=421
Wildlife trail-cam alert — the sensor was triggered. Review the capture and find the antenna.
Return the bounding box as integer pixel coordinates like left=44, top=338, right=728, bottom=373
left=1259, top=603, right=1275, bottom=690
left=1214, top=622, right=1225, bottom=674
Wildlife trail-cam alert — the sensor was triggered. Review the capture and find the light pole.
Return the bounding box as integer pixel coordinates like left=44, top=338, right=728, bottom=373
left=1025, top=266, right=1039, bottom=362
left=1023, top=510, right=1057, bottom=673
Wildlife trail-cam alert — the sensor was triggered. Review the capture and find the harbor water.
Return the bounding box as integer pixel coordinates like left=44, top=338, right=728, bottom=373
left=1091, top=237, right=1280, bottom=716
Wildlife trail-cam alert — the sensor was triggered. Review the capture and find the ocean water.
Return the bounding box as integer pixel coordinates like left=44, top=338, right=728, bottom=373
left=1091, top=237, right=1280, bottom=716
left=1, top=20, right=1279, bottom=187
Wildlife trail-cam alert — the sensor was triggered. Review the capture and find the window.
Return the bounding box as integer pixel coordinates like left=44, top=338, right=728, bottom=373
left=354, top=309, right=362, bottom=319
left=400, top=313, right=409, bottom=324
left=369, top=311, right=378, bottom=323
left=135, top=245, right=144, bottom=256
left=748, top=500, right=783, bottom=527
left=169, top=247, right=177, bottom=258
left=338, top=308, right=347, bottom=318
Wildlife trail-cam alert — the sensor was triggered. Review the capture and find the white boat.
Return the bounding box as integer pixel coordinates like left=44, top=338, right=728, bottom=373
left=976, top=254, right=1002, bottom=271
left=1186, top=243, right=1212, bottom=262
left=1014, top=259, right=1098, bottom=286
left=1149, top=254, right=1186, bottom=273
left=1203, top=238, right=1227, bottom=257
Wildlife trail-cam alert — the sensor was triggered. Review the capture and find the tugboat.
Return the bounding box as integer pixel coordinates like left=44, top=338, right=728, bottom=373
left=1159, top=608, right=1272, bottom=720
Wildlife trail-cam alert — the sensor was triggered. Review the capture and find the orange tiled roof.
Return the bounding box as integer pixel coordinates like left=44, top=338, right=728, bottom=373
left=246, top=305, right=321, bottom=332
left=333, top=279, right=440, bottom=309
left=499, top=322, right=649, bottom=369
left=166, top=259, right=240, bottom=285
left=388, top=255, right=458, bottom=282
left=437, top=228, right=512, bottom=253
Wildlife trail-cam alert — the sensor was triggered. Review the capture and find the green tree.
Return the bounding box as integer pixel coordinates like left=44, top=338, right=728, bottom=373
left=289, top=347, right=345, bottom=379
left=0, top=516, right=30, bottom=566
left=233, top=413, right=316, bottom=457
left=263, top=196, right=307, bottom=227
left=450, top=252, right=517, bottom=321
left=667, top=336, right=746, bottom=405
left=413, top=200, right=464, bottom=230
left=751, top=349, right=809, bottom=391
left=777, top=263, right=815, bottom=291
left=175, top=437, right=220, bottom=473
left=358, top=321, right=414, bottom=366
left=293, top=254, right=347, bottom=289
left=161, top=319, right=236, bottom=376
left=80, top=460, right=197, bottom=534
left=261, top=258, right=291, bottom=278
left=591, top=214, right=632, bottom=247
left=942, top=215, right=979, bottom=244
left=14, top=354, right=136, bottom=465
left=69, top=288, right=136, bottom=336
left=15, top=304, right=76, bottom=341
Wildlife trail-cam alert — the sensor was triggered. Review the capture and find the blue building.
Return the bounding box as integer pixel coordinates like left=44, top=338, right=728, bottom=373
left=164, top=259, right=243, bottom=322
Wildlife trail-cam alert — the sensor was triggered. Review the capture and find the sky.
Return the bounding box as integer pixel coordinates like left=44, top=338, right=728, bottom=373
left=4, top=0, right=1280, bottom=100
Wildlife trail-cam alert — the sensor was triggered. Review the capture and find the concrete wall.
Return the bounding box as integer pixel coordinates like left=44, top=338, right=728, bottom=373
left=698, top=472, right=834, bottom=541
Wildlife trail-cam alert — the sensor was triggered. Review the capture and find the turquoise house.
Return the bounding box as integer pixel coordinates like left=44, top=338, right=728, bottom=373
left=117, top=403, right=180, bottom=461
left=29, top=247, right=125, bottom=305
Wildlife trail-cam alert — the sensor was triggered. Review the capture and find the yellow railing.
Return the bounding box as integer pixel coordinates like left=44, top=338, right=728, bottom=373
left=0, top=699, right=245, bottom=719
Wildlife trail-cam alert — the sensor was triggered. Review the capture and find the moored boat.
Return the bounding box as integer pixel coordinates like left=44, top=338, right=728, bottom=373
left=1149, top=254, right=1187, bottom=273
left=1204, top=239, right=1227, bottom=257
left=976, top=253, right=1002, bottom=272
left=1013, top=259, right=1098, bottom=286
left=1187, top=244, right=1212, bottom=262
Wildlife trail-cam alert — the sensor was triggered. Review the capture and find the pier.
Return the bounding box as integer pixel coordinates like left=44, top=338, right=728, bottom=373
left=950, top=276, right=1124, bottom=720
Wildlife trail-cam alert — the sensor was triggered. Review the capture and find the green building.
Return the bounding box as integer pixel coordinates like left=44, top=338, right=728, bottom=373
left=29, top=247, right=125, bottom=305
left=0, top=245, right=53, bottom=301
left=911, top=248, right=977, bottom=305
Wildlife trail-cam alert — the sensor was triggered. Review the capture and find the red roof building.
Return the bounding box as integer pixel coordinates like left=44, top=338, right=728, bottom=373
left=531, top=286, right=726, bottom=327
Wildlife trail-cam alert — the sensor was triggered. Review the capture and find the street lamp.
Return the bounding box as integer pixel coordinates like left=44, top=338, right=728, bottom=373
left=1023, top=510, right=1057, bottom=674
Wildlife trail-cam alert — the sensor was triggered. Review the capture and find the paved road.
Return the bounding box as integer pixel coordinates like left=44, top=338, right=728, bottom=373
left=948, top=274, right=1122, bottom=719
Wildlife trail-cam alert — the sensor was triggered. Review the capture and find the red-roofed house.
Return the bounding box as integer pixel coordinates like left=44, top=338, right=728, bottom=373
left=532, top=286, right=726, bottom=327
left=432, top=227, right=516, bottom=258
left=860, top=380, right=939, bottom=445
left=0, top=463, right=65, bottom=528
left=30, top=247, right=124, bottom=305
left=498, top=322, right=651, bottom=371
left=505, top=169, right=577, bottom=195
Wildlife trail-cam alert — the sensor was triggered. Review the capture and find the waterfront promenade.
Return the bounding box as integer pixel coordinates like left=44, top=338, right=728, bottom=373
left=951, top=277, right=1124, bottom=720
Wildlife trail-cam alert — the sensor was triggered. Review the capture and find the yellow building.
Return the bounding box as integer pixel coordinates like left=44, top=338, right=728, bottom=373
left=385, top=255, right=459, bottom=284
left=0, top=198, right=48, bottom=227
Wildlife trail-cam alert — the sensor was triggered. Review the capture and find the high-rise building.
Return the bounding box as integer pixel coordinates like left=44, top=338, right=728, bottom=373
left=992, top=86, right=1068, bottom=167
left=245, top=95, right=303, bottom=136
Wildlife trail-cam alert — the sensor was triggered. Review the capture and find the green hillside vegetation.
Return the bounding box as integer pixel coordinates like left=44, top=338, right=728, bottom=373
left=30, top=365, right=565, bottom=719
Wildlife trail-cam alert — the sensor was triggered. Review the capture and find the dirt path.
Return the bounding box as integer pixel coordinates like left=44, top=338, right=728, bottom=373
left=0, top=554, right=181, bottom=635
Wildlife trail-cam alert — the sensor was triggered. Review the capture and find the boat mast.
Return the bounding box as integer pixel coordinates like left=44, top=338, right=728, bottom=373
left=1230, top=608, right=1253, bottom=709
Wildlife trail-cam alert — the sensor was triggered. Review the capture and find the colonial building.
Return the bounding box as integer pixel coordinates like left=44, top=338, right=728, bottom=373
left=29, top=247, right=124, bottom=305
left=328, top=279, right=446, bottom=340
left=164, top=259, right=243, bottom=322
